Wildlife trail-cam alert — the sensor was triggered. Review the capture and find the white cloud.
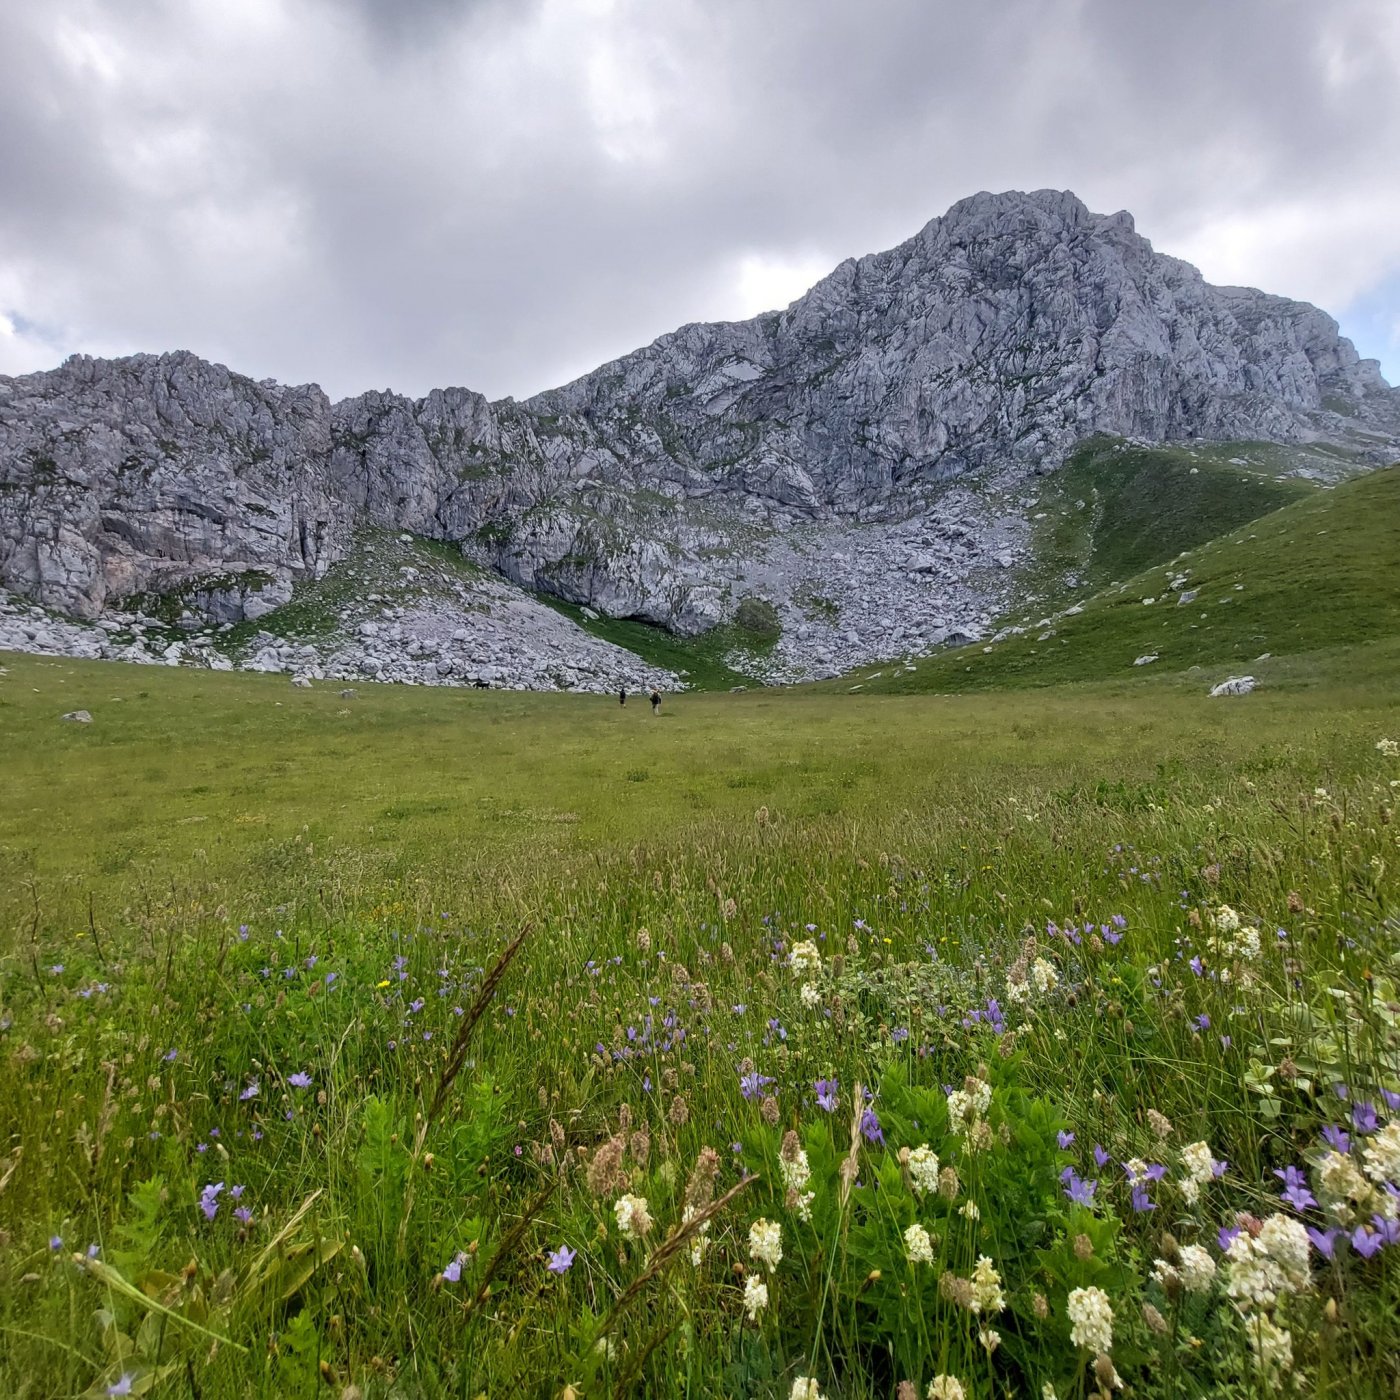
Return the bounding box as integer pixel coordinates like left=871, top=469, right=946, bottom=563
left=0, top=0, right=1396, bottom=399
left=1168, top=193, right=1400, bottom=313
left=729, top=250, right=840, bottom=320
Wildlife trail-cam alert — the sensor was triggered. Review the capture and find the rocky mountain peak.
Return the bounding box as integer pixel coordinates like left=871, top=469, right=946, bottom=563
left=2, top=190, right=1396, bottom=673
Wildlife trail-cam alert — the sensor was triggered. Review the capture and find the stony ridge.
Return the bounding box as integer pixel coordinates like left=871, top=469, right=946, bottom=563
left=1, top=189, right=1396, bottom=686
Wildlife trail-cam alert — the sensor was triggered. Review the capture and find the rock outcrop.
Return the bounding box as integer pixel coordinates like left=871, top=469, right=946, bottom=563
left=2, top=188, right=1396, bottom=675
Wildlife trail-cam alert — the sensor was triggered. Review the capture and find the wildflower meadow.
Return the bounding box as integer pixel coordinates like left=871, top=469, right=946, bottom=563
left=1, top=649, right=1399, bottom=1397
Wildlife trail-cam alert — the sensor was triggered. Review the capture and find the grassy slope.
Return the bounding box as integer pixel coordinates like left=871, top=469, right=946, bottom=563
left=1017, top=438, right=1314, bottom=607
left=535, top=594, right=763, bottom=690
left=846, top=463, right=1400, bottom=694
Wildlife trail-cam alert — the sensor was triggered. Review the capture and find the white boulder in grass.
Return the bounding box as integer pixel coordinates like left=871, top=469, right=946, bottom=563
left=1209, top=676, right=1256, bottom=697
left=1133, top=654, right=1159, bottom=666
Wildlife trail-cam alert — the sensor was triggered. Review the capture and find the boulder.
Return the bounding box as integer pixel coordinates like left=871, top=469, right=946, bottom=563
left=1209, top=676, right=1257, bottom=697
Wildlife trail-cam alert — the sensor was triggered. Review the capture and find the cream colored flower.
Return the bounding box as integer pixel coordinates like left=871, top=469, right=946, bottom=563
left=904, top=1223, right=934, bottom=1264
left=1224, top=1215, right=1308, bottom=1310
left=1246, top=1314, right=1293, bottom=1384
left=682, top=1204, right=710, bottom=1265
left=1180, top=1140, right=1216, bottom=1185
left=1213, top=905, right=1241, bottom=933
left=1067, top=1285, right=1114, bottom=1353
left=742, top=1274, right=768, bottom=1320
left=969, top=1255, right=1005, bottom=1313
left=1361, top=1122, right=1400, bottom=1186
left=926, top=1377, right=965, bottom=1400
left=748, top=1217, right=783, bottom=1272
left=613, top=1193, right=653, bottom=1239
left=1178, top=1243, right=1217, bottom=1293
left=908, top=1144, right=940, bottom=1195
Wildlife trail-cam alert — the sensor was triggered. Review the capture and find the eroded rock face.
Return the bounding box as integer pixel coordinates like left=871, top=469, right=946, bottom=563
left=2, top=189, right=1396, bottom=639
left=0, top=351, right=351, bottom=618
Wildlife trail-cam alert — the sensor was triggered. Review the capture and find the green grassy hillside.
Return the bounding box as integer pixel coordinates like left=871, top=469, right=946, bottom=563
left=1018, top=438, right=1314, bottom=607
left=850, top=463, right=1400, bottom=694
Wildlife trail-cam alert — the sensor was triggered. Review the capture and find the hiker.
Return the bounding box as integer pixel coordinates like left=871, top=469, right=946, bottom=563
left=619, top=687, right=627, bottom=706
left=649, top=688, right=661, bottom=715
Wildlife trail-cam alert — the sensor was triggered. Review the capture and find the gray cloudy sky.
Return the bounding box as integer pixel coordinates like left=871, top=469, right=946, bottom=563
left=2, top=0, right=1398, bottom=400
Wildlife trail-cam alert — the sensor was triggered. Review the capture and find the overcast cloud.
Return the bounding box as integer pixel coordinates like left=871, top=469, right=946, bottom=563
left=1, top=0, right=1397, bottom=399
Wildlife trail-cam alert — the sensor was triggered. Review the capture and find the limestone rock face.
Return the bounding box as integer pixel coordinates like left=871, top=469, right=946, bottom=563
left=527, top=190, right=1397, bottom=503
left=0, top=351, right=351, bottom=618
left=2, top=189, right=1396, bottom=657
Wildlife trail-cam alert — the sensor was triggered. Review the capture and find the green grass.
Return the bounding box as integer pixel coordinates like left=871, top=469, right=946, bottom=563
left=537, top=594, right=764, bottom=690
left=1020, top=438, right=1313, bottom=605
left=218, top=529, right=491, bottom=653
left=847, top=464, right=1400, bottom=695
left=2, top=638, right=1400, bottom=1396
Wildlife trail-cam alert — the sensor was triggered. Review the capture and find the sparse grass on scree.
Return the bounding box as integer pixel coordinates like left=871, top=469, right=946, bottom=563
left=848, top=464, right=1400, bottom=695
left=2, top=521, right=1400, bottom=1393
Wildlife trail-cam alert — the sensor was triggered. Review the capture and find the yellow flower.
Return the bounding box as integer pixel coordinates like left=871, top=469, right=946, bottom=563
left=376, top=979, right=391, bottom=989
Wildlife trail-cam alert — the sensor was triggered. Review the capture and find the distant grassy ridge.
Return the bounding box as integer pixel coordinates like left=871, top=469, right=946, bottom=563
left=845, top=463, right=1400, bottom=694
left=1021, top=437, right=1314, bottom=603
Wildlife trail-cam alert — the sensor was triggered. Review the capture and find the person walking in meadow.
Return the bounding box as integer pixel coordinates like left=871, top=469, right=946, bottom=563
left=619, top=687, right=627, bottom=706
left=649, top=688, right=661, bottom=715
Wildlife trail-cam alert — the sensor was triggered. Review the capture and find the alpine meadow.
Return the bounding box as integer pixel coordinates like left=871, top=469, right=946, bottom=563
left=3, top=23, right=1400, bottom=1393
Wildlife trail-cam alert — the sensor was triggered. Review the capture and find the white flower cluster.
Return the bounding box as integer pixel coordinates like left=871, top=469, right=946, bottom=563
left=1362, top=1121, right=1400, bottom=1186
left=1209, top=905, right=1260, bottom=962
left=969, top=1255, right=1005, bottom=1313
left=742, top=1274, right=768, bottom=1319
left=926, top=1378, right=965, bottom=1400
left=749, top=1217, right=783, bottom=1272
left=908, top=1144, right=940, bottom=1196
left=790, top=939, right=824, bottom=1010
left=946, top=1077, right=993, bottom=1135
left=1377, top=737, right=1399, bottom=758
left=1179, top=1243, right=1217, bottom=1293
left=682, top=1204, right=711, bottom=1266
left=1031, top=957, right=1058, bottom=995
left=1067, top=1285, right=1114, bottom=1353
left=781, top=1146, right=811, bottom=1194
left=1246, top=1314, right=1294, bottom=1384
left=1152, top=1243, right=1217, bottom=1294
left=789, top=1378, right=822, bottom=1400
left=1179, top=1139, right=1219, bottom=1205
left=1316, top=1149, right=1386, bottom=1223
left=1007, top=955, right=1059, bottom=1005
left=613, top=1193, right=653, bottom=1239
left=780, top=1142, right=815, bottom=1221
left=904, top=1223, right=935, bottom=1264
left=1213, top=904, right=1241, bottom=934
left=1224, top=1215, right=1310, bottom=1311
